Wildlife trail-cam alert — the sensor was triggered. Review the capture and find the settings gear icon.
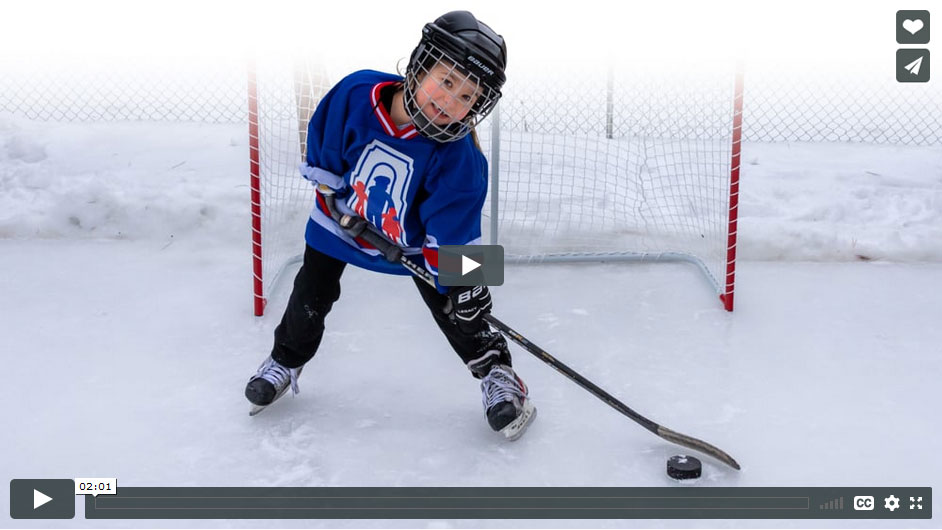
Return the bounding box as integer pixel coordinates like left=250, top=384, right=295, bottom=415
left=884, top=495, right=900, bottom=512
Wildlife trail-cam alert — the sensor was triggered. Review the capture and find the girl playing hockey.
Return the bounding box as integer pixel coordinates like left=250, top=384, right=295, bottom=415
left=245, top=11, right=535, bottom=440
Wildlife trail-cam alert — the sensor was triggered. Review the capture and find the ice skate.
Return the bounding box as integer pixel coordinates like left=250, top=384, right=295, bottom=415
left=480, top=364, right=536, bottom=441
left=245, top=355, right=303, bottom=416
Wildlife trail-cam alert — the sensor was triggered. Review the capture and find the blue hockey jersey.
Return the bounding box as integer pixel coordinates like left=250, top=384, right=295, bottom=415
left=301, top=70, right=488, bottom=292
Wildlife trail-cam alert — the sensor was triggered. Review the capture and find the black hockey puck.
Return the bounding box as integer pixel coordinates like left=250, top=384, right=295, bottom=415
left=667, top=455, right=702, bottom=480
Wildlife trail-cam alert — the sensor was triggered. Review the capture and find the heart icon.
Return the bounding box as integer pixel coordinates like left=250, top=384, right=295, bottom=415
left=902, top=19, right=924, bottom=34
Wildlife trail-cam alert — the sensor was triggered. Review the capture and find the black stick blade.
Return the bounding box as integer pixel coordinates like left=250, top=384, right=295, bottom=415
left=657, top=426, right=741, bottom=470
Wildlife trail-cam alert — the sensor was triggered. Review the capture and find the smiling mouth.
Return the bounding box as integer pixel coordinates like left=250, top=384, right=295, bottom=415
left=425, top=103, right=455, bottom=123
left=431, top=102, right=448, bottom=116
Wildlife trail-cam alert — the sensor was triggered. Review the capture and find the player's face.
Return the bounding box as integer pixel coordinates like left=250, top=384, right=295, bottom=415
left=414, top=62, right=482, bottom=126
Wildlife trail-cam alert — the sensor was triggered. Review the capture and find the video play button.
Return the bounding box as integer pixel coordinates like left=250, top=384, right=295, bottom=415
left=461, top=255, right=482, bottom=275
left=34, top=489, right=53, bottom=509
left=438, top=245, right=504, bottom=287
left=10, top=479, right=75, bottom=519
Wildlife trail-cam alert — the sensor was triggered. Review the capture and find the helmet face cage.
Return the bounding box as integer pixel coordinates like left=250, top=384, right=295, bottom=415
left=404, top=40, right=502, bottom=143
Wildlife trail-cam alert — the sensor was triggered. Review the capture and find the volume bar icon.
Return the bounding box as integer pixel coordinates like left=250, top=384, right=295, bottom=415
left=819, top=497, right=844, bottom=510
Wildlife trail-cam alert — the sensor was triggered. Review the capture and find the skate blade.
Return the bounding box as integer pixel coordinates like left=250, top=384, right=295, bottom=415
left=500, top=400, right=537, bottom=441
left=248, top=404, right=270, bottom=416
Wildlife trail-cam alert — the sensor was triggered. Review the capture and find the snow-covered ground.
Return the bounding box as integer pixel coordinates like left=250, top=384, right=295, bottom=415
left=1, top=116, right=940, bottom=529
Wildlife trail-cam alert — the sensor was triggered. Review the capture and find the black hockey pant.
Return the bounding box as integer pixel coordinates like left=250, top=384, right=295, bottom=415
left=270, top=245, right=511, bottom=377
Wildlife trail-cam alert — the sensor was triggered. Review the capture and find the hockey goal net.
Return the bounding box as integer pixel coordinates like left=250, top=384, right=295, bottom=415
left=250, top=60, right=743, bottom=315
left=478, top=62, right=743, bottom=311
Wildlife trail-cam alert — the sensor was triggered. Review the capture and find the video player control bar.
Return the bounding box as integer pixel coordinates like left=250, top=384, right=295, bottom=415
left=83, top=487, right=932, bottom=519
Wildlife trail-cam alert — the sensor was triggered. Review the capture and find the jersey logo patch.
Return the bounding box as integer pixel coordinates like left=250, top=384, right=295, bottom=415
left=348, top=140, right=415, bottom=245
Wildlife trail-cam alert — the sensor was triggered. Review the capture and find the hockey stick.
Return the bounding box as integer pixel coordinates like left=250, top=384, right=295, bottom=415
left=319, top=187, right=741, bottom=470
left=481, top=313, right=741, bottom=470
left=403, top=250, right=740, bottom=470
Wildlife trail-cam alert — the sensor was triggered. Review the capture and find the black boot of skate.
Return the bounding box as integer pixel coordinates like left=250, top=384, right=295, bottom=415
left=480, top=364, right=536, bottom=440
left=245, top=355, right=302, bottom=415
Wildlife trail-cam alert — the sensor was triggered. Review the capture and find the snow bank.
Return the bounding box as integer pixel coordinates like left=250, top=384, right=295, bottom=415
left=1, top=116, right=940, bottom=262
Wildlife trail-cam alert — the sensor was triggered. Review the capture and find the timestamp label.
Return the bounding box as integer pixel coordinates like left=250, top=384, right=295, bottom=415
left=74, top=477, right=117, bottom=497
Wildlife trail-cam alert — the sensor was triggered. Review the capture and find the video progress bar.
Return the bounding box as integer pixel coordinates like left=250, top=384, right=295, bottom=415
left=85, top=487, right=932, bottom=519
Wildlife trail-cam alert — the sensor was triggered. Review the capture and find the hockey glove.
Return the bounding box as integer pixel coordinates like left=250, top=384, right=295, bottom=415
left=447, top=285, right=493, bottom=334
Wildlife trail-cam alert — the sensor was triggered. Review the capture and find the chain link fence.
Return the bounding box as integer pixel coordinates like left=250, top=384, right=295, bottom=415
left=0, top=58, right=248, bottom=123
left=2, top=59, right=940, bottom=146
left=743, top=68, right=942, bottom=145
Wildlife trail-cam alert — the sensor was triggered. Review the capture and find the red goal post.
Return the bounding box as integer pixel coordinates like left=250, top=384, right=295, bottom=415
left=248, top=58, right=329, bottom=317
left=723, top=70, right=744, bottom=311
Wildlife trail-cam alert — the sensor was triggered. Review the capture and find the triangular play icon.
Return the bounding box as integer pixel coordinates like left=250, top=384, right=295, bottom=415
left=461, top=255, right=482, bottom=276
left=33, top=489, right=53, bottom=509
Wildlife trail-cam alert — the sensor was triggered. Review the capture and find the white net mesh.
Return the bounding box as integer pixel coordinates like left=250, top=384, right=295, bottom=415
left=476, top=62, right=741, bottom=295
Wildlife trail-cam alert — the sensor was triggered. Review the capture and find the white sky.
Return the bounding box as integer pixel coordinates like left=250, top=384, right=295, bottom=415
left=0, top=0, right=913, bottom=73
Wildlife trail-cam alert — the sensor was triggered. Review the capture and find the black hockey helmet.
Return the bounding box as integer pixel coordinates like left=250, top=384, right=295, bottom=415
left=404, top=11, right=507, bottom=143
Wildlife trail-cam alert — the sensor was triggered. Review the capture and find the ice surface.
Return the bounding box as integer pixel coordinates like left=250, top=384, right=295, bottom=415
left=1, top=116, right=940, bottom=529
